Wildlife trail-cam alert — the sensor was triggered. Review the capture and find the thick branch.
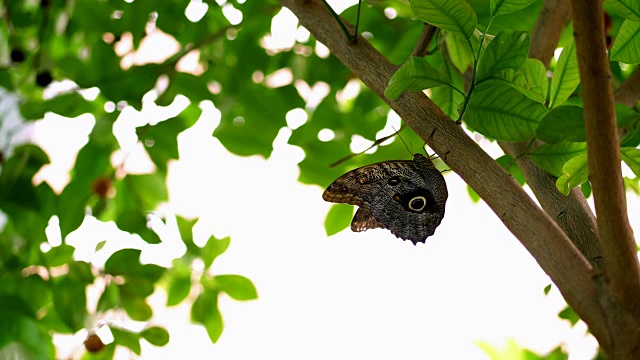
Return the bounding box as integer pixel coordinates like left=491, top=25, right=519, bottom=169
left=529, top=0, right=572, bottom=67
left=411, top=24, right=437, bottom=58
left=570, top=0, right=640, bottom=355
left=614, top=69, right=640, bottom=107
left=281, top=0, right=608, bottom=344
left=500, top=0, right=602, bottom=273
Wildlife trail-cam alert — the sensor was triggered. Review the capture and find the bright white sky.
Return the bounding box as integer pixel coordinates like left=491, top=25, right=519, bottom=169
left=8, top=0, right=640, bottom=359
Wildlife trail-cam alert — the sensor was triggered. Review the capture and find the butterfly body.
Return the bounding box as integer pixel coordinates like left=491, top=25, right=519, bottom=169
left=323, top=154, right=447, bottom=245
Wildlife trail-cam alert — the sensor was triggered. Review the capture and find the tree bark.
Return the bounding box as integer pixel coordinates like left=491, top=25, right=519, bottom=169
left=280, top=0, right=610, bottom=348
left=499, top=0, right=604, bottom=274
left=570, top=0, right=640, bottom=357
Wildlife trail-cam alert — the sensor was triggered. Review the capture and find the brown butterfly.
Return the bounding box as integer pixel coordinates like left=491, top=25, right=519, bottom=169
left=323, top=154, right=447, bottom=245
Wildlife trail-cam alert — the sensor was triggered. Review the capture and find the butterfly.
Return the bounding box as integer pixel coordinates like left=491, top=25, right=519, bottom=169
left=323, top=154, right=447, bottom=245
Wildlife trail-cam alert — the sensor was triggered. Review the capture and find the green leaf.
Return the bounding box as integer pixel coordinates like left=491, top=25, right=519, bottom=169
left=0, top=310, right=54, bottom=359
left=44, top=244, right=75, bottom=267
left=136, top=105, right=200, bottom=174
left=610, top=20, right=640, bottom=64
left=464, top=81, right=547, bottom=141
left=111, top=327, right=141, bottom=355
left=550, top=39, right=579, bottom=108
left=97, top=282, right=120, bottom=312
left=324, top=203, right=354, bottom=236
left=385, top=57, right=454, bottom=100
left=53, top=277, right=87, bottom=332
left=121, top=295, right=153, bottom=321
left=191, top=290, right=224, bottom=343
left=491, top=0, right=537, bottom=17
left=19, top=93, right=95, bottom=120
left=621, top=147, right=640, bottom=176
left=558, top=305, right=580, bottom=326
left=496, top=155, right=525, bottom=185
left=516, top=58, right=548, bottom=102
left=444, top=33, right=474, bottom=73
left=429, top=53, right=465, bottom=119
left=556, top=155, right=589, bottom=195
left=410, top=0, right=478, bottom=38
left=496, top=58, right=548, bottom=103
left=477, top=31, right=529, bottom=81
left=536, top=106, right=585, bottom=143
left=527, top=143, right=587, bottom=177
left=120, top=277, right=155, bottom=298
left=212, top=275, right=258, bottom=301
left=104, top=249, right=165, bottom=281
left=125, top=173, right=168, bottom=211
left=202, top=236, right=231, bottom=270
left=166, top=273, right=191, bottom=306
left=604, top=0, right=640, bottom=22
left=466, top=185, right=481, bottom=203
left=140, top=326, right=170, bottom=347
left=543, top=284, right=552, bottom=295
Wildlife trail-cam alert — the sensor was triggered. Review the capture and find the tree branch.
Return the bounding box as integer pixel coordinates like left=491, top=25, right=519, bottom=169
left=529, top=0, right=572, bottom=67
left=281, top=0, right=608, bottom=345
left=614, top=68, right=640, bottom=107
left=570, top=0, right=640, bottom=355
left=500, top=0, right=603, bottom=273
left=411, top=24, right=437, bottom=58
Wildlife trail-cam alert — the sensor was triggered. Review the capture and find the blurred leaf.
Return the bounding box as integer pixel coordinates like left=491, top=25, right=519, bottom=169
left=166, top=273, right=191, bottom=306
left=477, top=31, right=529, bottom=81
left=212, top=275, right=258, bottom=301
left=136, top=105, right=200, bottom=173
left=467, top=185, right=481, bottom=202
left=385, top=57, right=454, bottom=99
left=140, top=326, right=170, bottom=346
left=44, top=244, right=74, bottom=267
left=491, top=0, right=537, bottom=17
left=110, top=327, right=141, bottom=355
left=121, top=295, right=153, bottom=321
left=97, top=282, right=120, bottom=312
left=464, top=80, right=547, bottom=141
left=604, top=0, right=640, bottom=22
left=125, top=173, right=168, bottom=210
left=610, top=20, right=640, bottom=64
left=549, top=39, right=579, bottom=108
left=121, top=277, right=155, bottom=298
left=543, top=284, right=552, bottom=295
left=192, top=290, right=224, bottom=343
left=202, top=236, right=231, bottom=270
left=558, top=305, right=580, bottom=326
left=19, top=92, right=95, bottom=120
left=53, top=277, right=87, bottom=332
left=214, top=83, right=303, bottom=158
left=411, top=0, right=477, bottom=38
left=536, top=106, right=585, bottom=143
left=104, top=249, right=165, bottom=281
left=527, top=143, right=587, bottom=177
left=0, top=145, right=50, bottom=212
left=621, top=147, right=640, bottom=177
left=324, top=203, right=354, bottom=236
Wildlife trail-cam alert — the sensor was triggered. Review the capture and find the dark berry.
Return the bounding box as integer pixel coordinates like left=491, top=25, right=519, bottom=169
left=92, top=177, right=112, bottom=198
left=84, top=334, right=105, bottom=353
left=36, top=71, right=53, bottom=87
left=10, top=49, right=25, bottom=63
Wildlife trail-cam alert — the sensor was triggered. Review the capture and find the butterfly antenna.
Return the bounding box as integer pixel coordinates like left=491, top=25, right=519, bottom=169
left=392, top=125, right=413, bottom=155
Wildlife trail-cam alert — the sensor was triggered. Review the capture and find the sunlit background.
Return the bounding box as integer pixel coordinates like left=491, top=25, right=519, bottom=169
left=3, top=0, right=638, bottom=358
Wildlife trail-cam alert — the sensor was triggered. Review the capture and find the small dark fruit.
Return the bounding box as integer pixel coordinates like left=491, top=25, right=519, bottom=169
left=84, top=334, right=105, bottom=353
left=92, top=177, right=112, bottom=198
left=10, top=49, right=25, bottom=63
left=36, top=71, right=53, bottom=87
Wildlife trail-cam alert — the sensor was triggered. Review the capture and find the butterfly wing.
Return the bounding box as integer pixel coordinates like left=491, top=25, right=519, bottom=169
left=323, top=154, right=447, bottom=244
